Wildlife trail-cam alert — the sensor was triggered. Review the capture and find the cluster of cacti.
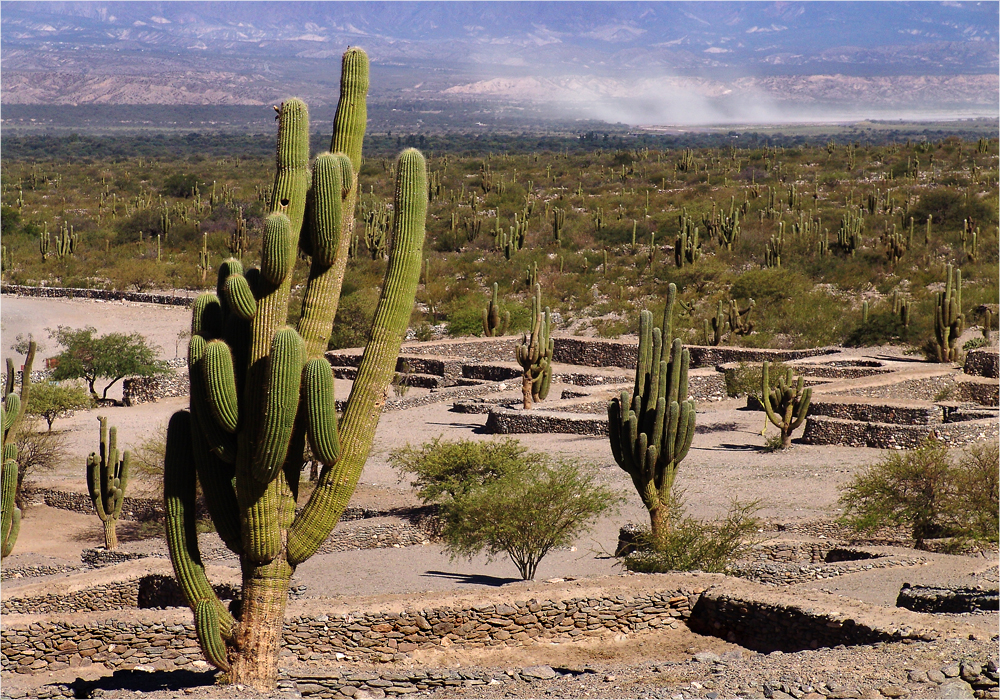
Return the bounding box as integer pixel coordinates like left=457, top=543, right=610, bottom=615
left=164, top=49, right=427, bottom=689
left=39, top=226, right=51, bottom=261
left=500, top=222, right=525, bottom=260
left=891, top=291, right=911, bottom=330
left=837, top=207, right=864, bottom=256
left=54, top=222, right=79, bottom=258
left=703, top=300, right=726, bottom=346
left=428, top=171, right=443, bottom=202
left=228, top=207, right=249, bottom=259
left=198, top=233, right=211, bottom=283
left=1, top=341, right=35, bottom=560
left=764, top=222, right=784, bottom=268
left=526, top=260, right=539, bottom=287
left=608, top=283, right=695, bottom=539
left=592, top=206, right=605, bottom=232
left=481, top=282, right=510, bottom=337
left=961, top=218, right=979, bottom=263
left=363, top=200, right=391, bottom=260
left=551, top=206, right=565, bottom=243
left=674, top=213, right=701, bottom=267
left=761, top=361, right=811, bottom=449
left=728, top=298, right=755, bottom=335
left=883, top=225, right=907, bottom=266
left=87, top=416, right=130, bottom=551
left=676, top=148, right=696, bottom=172
left=516, top=284, right=553, bottom=409
left=932, top=264, right=964, bottom=363
left=816, top=228, right=831, bottom=256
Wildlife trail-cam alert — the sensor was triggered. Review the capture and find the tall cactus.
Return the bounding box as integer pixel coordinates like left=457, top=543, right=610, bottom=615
left=608, top=283, right=696, bottom=539
left=516, top=284, right=553, bottom=409
left=933, top=264, right=964, bottom=363
left=761, top=361, right=811, bottom=449
left=164, top=49, right=427, bottom=690
left=87, top=416, right=130, bottom=550
left=1, top=341, right=35, bottom=559
left=482, top=282, right=510, bottom=337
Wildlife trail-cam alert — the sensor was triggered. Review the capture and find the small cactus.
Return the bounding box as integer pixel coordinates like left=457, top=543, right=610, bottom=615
left=762, top=361, right=811, bottom=449
left=481, top=282, right=510, bottom=337
left=516, top=284, right=553, bottom=409
left=933, top=264, right=964, bottom=363
left=87, top=416, right=130, bottom=551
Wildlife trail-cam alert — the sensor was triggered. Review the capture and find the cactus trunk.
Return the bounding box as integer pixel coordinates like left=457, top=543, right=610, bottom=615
left=228, top=558, right=293, bottom=687
left=103, top=519, right=118, bottom=551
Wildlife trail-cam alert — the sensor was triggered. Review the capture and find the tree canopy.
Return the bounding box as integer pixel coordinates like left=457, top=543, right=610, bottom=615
left=26, top=381, right=93, bottom=430
left=47, top=326, right=169, bottom=400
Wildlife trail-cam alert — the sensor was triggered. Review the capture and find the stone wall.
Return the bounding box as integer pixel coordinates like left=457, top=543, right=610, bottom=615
left=1, top=284, right=195, bottom=306
left=485, top=407, right=608, bottom=436
left=956, top=377, right=1000, bottom=407
left=1, top=589, right=696, bottom=672
left=896, top=584, right=999, bottom=614
left=687, top=589, right=932, bottom=653
left=122, top=362, right=187, bottom=406
left=965, top=348, right=999, bottom=378
left=807, top=399, right=943, bottom=425
left=28, top=489, right=166, bottom=522
left=801, top=415, right=998, bottom=449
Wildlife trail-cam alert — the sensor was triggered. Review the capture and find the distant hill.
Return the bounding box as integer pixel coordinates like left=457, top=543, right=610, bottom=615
left=2, top=2, right=997, bottom=124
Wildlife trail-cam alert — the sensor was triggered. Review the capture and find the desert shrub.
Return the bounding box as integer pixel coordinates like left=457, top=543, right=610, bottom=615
left=908, top=187, right=995, bottom=230
left=25, top=380, right=93, bottom=431
left=328, top=287, right=380, bottom=350
left=623, top=495, right=763, bottom=573
left=844, top=311, right=908, bottom=347
left=392, top=437, right=620, bottom=579
left=160, top=172, right=201, bottom=198
left=729, top=268, right=809, bottom=307
left=723, top=360, right=788, bottom=399
left=445, top=303, right=485, bottom=338
left=11, top=418, right=68, bottom=509
left=838, top=438, right=999, bottom=548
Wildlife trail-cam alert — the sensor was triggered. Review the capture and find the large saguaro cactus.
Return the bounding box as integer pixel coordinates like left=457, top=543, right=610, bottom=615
left=933, top=264, right=964, bottom=363
left=87, top=416, right=130, bottom=550
left=761, top=361, right=811, bottom=449
left=516, top=283, right=553, bottom=409
left=1, top=341, right=35, bottom=559
left=608, top=284, right=696, bottom=539
left=164, top=48, right=427, bottom=691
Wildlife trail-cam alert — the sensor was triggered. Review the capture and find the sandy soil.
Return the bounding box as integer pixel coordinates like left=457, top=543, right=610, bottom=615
left=2, top=294, right=997, bottom=700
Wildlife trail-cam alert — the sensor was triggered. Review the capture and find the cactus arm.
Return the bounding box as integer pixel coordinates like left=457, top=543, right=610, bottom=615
left=252, top=328, right=304, bottom=484
left=195, top=598, right=231, bottom=672
left=189, top=336, right=238, bottom=463
left=192, top=294, right=225, bottom=339
left=223, top=274, right=258, bottom=321
left=190, top=418, right=242, bottom=555
left=789, top=386, right=812, bottom=431
left=1, top=457, right=19, bottom=557
left=287, top=148, right=426, bottom=566
left=163, top=411, right=234, bottom=638
left=297, top=153, right=352, bottom=357
left=303, top=358, right=340, bottom=465
left=761, top=362, right=783, bottom=429
left=203, top=341, right=241, bottom=434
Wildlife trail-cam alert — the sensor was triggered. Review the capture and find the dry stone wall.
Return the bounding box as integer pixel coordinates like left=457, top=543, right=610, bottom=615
left=1, top=284, right=195, bottom=306
left=965, top=349, right=999, bottom=378
left=801, top=415, right=998, bottom=449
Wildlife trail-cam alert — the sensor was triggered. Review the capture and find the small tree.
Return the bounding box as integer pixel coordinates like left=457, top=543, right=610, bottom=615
left=26, top=381, right=93, bottom=431
left=395, top=438, right=619, bottom=580
left=10, top=418, right=67, bottom=510
left=47, top=326, right=169, bottom=400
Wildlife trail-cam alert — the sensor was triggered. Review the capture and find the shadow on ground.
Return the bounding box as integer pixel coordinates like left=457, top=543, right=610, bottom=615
left=421, top=570, right=521, bottom=586
left=69, top=669, right=218, bottom=698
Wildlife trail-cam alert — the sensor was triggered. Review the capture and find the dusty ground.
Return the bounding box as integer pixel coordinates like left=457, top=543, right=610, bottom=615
left=1, top=295, right=997, bottom=700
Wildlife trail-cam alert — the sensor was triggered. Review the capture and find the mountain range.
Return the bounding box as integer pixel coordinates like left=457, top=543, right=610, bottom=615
left=2, top=2, right=997, bottom=125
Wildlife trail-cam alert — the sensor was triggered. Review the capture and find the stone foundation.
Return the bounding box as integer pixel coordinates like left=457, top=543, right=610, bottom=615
left=965, top=349, right=999, bottom=379
left=801, top=415, right=998, bottom=449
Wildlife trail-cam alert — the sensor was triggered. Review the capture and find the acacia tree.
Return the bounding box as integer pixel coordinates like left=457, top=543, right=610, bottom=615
left=47, top=326, right=169, bottom=400
left=26, top=381, right=93, bottom=431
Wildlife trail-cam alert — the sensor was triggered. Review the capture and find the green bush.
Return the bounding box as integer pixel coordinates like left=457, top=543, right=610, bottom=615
left=160, top=173, right=202, bottom=198
left=392, top=438, right=620, bottom=579
left=25, top=381, right=93, bottom=431
left=724, top=360, right=788, bottom=399
left=328, top=287, right=380, bottom=350
left=623, top=495, right=763, bottom=573
left=838, top=438, right=999, bottom=548
left=844, top=311, right=908, bottom=347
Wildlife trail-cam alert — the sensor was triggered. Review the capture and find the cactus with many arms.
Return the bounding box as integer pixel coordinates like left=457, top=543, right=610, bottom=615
left=608, top=283, right=695, bottom=539
left=933, top=264, right=964, bottom=363
left=87, top=416, right=130, bottom=550
left=164, top=49, right=427, bottom=690
left=516, top=284, right=553, bottom=409
left=703, top=300, right=726, bottom=346
left=482, top=282, right=510, bottom=337
left=728, top=298, right=755, bottom=336
left=1, top=341, right=35, bottom=559
left=761, top=361, right=811, bottom=449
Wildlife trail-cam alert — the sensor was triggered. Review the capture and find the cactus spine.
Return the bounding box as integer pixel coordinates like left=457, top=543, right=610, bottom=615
left=1, top=341, right=35, bottom=559
left=608, top=283, right=695, bottom=539
left=164, top=49, right=427, bottom=690
left=516, top=284, right=553, bottom=409
left=87, top=416, right=130, bottom=550
left=762, top=362, right=811, bottom=449
left=933, top=264, right=964, bottom=363
left=481, top=282, right=509, bottom=337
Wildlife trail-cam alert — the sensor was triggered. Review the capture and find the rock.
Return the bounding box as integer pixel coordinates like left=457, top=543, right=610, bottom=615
left=908, top=670, right=929, bottom=683
left=935, top=680, right=975, bottom=699
left=927, top=670, right=946, bottom=684
left=943, top=665, right=962, bottom=678
left=879, top=685, right=909, bottom=698
left=521, top=666, right=557, bottom=680
left=694, top=651, right=722, bottom=663
left=961, top=662, right=982, bottom=683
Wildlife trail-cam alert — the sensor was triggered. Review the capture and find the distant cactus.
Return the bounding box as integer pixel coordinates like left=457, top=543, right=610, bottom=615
left=2, top=340, right=35, bottom=559
left=481, top=282, right=510, bottom=337
left=884, top=226, right=906, bottom=266
left=87, top=416, right=130, bottom=551
left=516, top=284, right=553, bottom=409
left=552, top=206, right=565, bottom=243
left=728, top=299, right=755, bottom=336
left=762, top=361, right=811, bottom=449
left=674, top=214, right=700, bottom=267
left=228, top=207, right=249, bottom=259
left=838, top=207, right=864, bottom=256
left=933, top=264, right=964, bottom=363
left=198, top=233, right=211, bottom=283
left=703, top=300, right=726, bottom=346
left=764, top=222, right=784, bottom=268
left=892, top=291, right=911, bottom=330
